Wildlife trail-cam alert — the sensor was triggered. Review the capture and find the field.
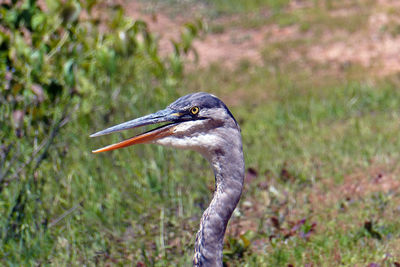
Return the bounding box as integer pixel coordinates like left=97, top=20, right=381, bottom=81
left=1, top=0, right=400, bottom=266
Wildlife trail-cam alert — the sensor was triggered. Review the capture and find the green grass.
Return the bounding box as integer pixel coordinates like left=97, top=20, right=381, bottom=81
left=208, top=0, right=290, bottom=14
left=2, top=0, right=400, bottom=266
left=182, top=59, right=400, bottom=265
left=143, top=0, right=290, bottom=14
left=31, top=55, right=400, bottom=266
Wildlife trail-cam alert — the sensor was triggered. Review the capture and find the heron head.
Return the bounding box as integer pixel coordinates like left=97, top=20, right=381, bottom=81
left=90, top=92, right=240, bottom=156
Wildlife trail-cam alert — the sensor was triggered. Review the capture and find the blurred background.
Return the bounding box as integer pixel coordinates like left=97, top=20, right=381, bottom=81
left=1, top=0, right=400, bottom=265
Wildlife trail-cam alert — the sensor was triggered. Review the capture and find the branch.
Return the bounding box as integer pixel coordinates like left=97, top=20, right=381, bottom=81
left=48, top=202, right=82, bottom=228
left=0, top=143, right=15, bottom=183
left=3, top=101, right=77, bottom=184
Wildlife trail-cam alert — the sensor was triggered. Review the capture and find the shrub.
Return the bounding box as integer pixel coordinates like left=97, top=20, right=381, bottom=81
left=0, top=0, right=202, bottom=263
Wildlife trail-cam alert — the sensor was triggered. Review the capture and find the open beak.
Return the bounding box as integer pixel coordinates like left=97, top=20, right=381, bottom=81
left=90, top=108, right=181, bottom=153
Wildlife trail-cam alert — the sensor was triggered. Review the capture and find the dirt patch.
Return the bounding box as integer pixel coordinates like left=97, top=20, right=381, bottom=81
left=120, top=0, right=400, bottom=76
left=308, top=11, right=400, bottom=76
left=119, top=1, right=301, bottom=68
left=194, top=24, right=301, bottom=68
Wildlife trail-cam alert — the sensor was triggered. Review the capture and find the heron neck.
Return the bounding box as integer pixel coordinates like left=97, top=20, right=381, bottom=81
left=194, top=141, right=245, bottom=267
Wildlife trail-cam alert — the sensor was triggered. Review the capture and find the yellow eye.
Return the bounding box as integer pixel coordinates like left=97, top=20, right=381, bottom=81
left=190, top=106, right=200, bottom=115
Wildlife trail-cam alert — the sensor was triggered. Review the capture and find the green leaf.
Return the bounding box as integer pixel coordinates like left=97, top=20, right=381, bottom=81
left=31, top=13, right=45, bottom=31
left=63, top=59, right=75, bottom=87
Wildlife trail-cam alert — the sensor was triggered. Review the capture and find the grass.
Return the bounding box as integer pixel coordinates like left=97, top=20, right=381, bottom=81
left=3, top=0, right=400, bottom=266
left=182, top=44, right=400, bottom=265
left=41, top=52, right=400, bottom=266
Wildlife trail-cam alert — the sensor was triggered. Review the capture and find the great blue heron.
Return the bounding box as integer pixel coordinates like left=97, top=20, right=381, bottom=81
left=90, top=92, right=244, bottom=266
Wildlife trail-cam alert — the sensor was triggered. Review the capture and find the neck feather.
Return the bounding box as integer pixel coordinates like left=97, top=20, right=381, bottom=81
left=193, top=135, right=244, bottom=267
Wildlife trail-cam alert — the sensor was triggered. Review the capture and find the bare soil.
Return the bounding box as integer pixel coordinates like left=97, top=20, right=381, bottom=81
left=122, top=0, right=400, bottom=76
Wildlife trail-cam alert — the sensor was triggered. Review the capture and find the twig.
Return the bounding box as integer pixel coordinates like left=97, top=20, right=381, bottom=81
left=4, top=101, right=75, bottom=183
left=4, top=100, right=76, bottom=239
left=48, top=202, right=82, bottom=228
left=1, top=139, right=44, bottom=183
left=32, top=101, right=80, bottom=172
left=46, top=31, right=69, bottom=60
left=0, top=143, right=13, bottom=168
left=32, top=113, right=64, bottom=172
left=0, top=143, right=16, bottom=183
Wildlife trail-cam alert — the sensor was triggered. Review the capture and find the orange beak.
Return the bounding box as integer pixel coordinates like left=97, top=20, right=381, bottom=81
left=92, top=125, right=175, bottom=153
left=90, top=108, right=181, bottom=153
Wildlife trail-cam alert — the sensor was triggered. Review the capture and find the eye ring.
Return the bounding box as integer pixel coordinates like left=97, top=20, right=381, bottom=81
left=190, top=106, right=200, bottom=115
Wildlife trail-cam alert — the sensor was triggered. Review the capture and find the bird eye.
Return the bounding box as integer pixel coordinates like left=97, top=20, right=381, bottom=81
left=190, top=106, right=200, bottom=115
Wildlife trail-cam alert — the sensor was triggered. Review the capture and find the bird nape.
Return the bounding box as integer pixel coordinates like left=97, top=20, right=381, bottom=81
left=90, top=92, right=244, bottom=267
